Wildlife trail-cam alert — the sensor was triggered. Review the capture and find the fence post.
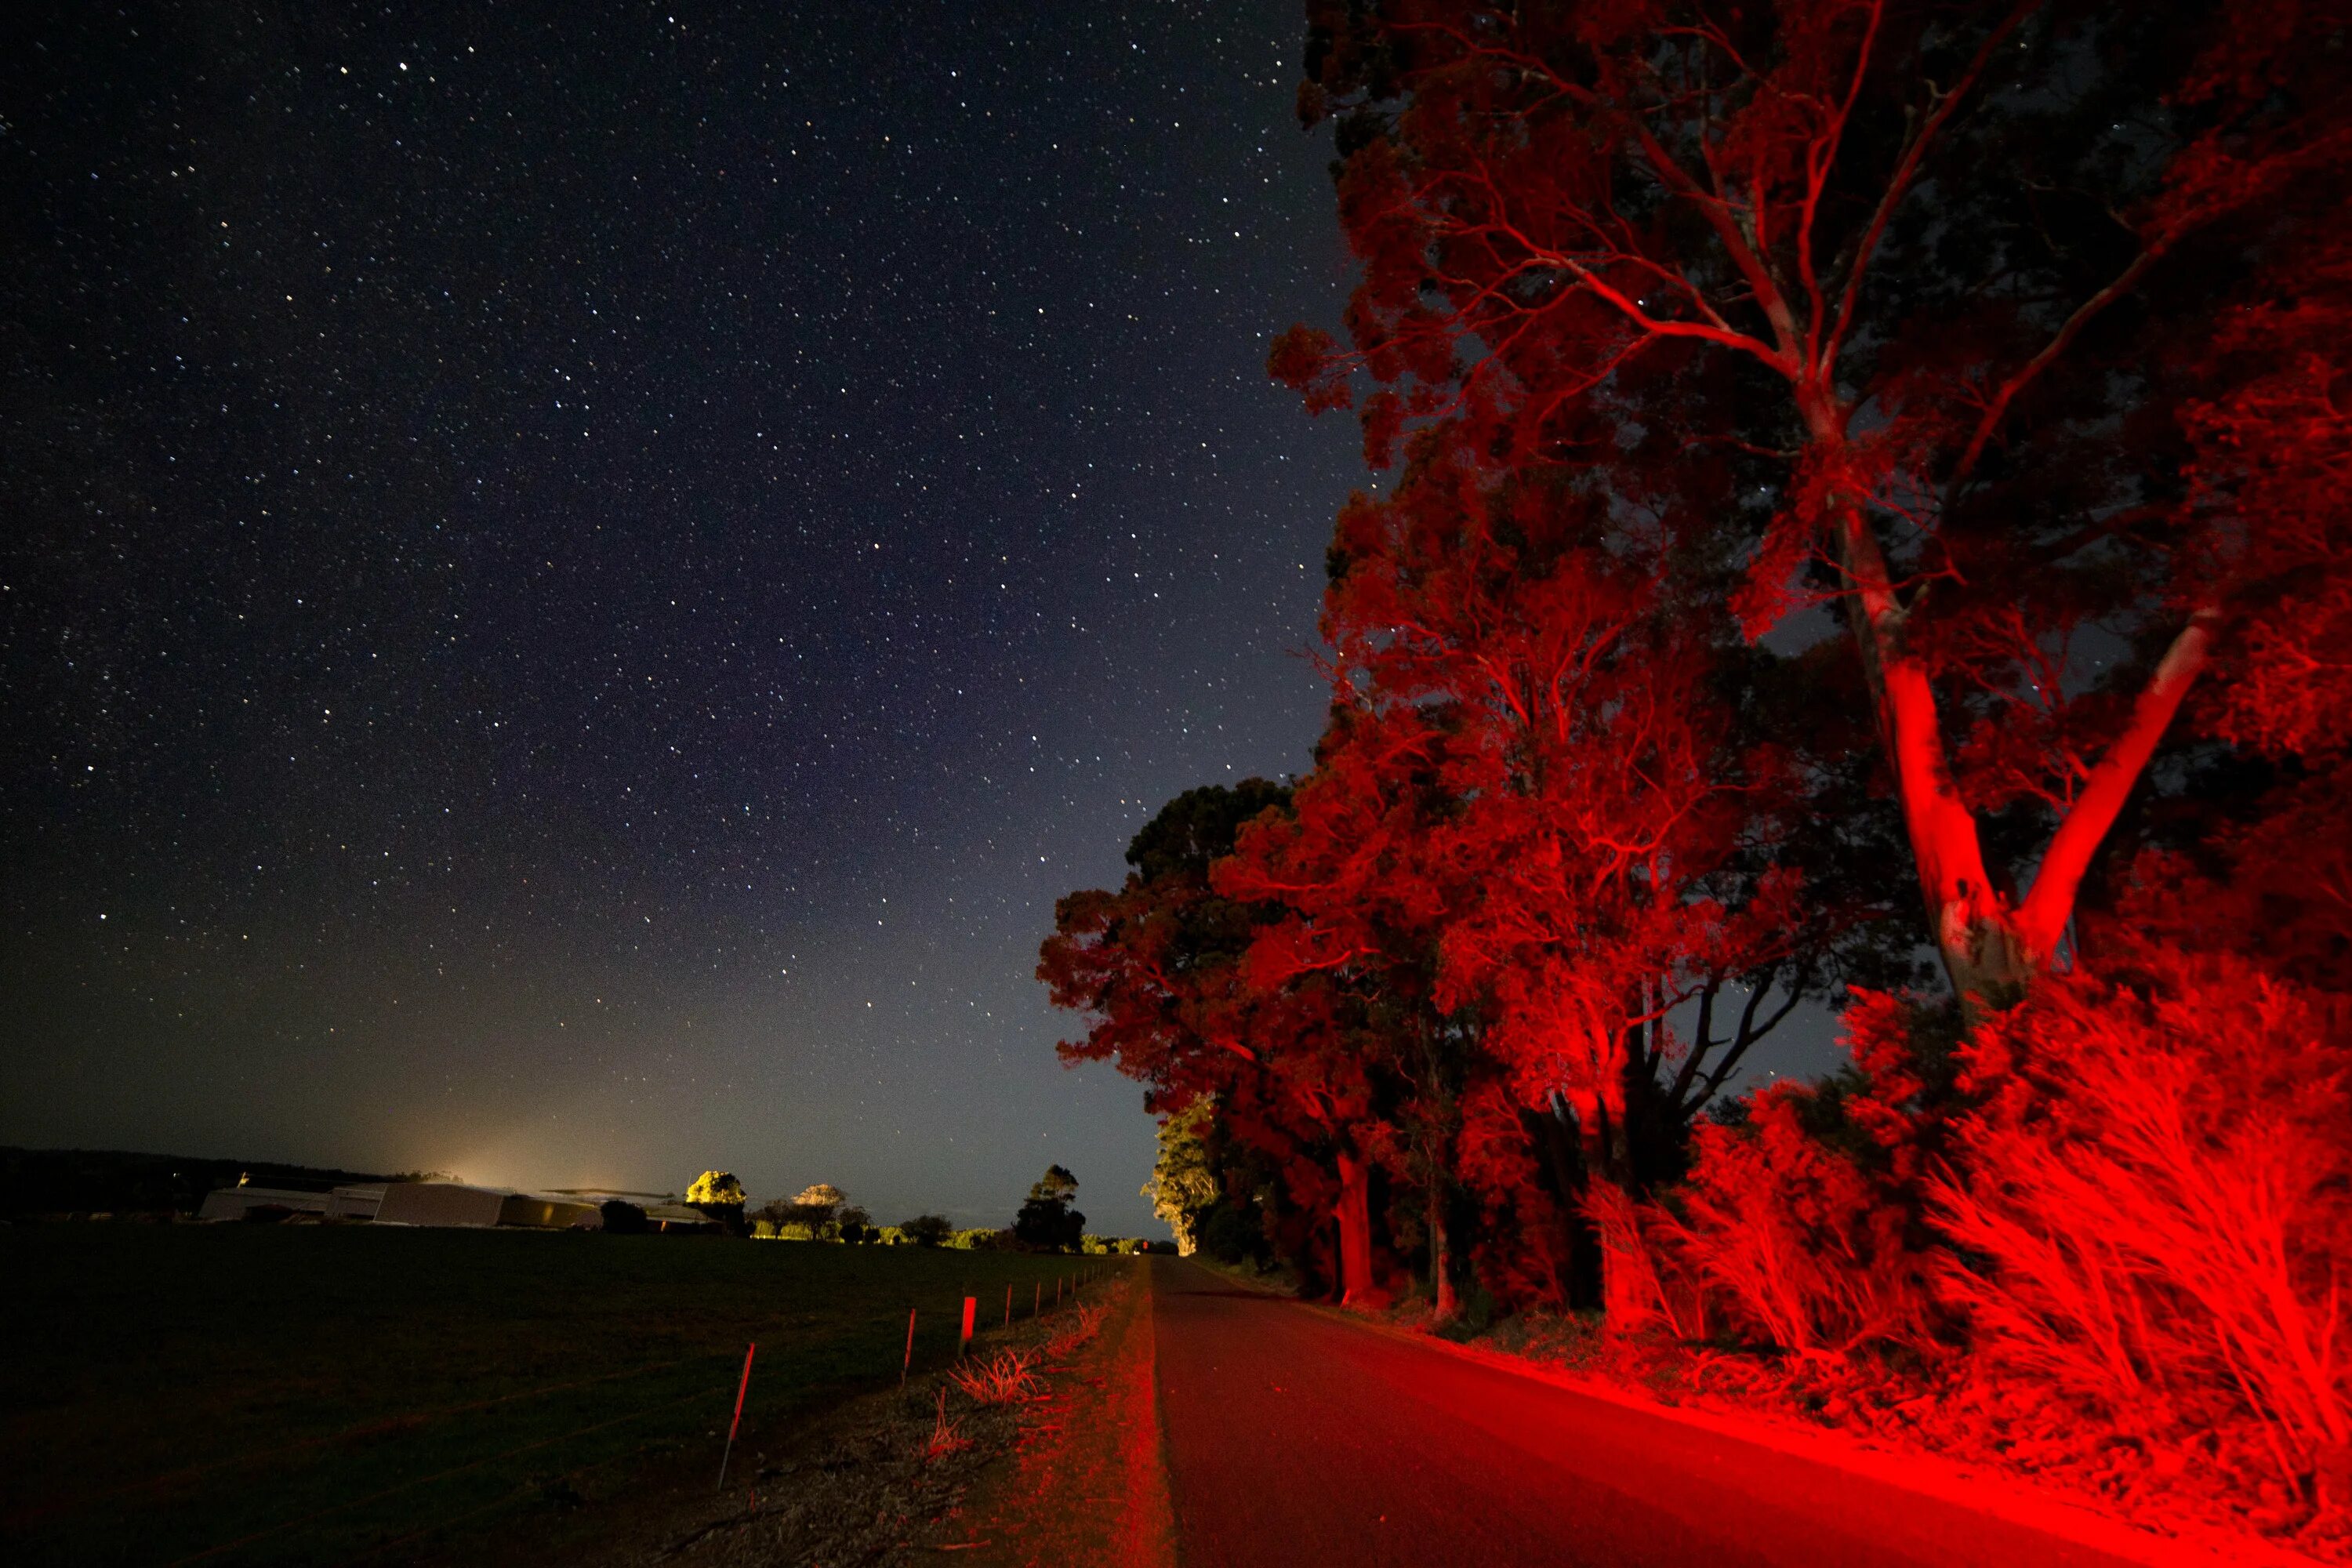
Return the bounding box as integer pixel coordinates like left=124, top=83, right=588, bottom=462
left=1004, top=1283, right=1011, bottom=1328
left=716, top=1343, right=756, bottom=1493
left=1033, top=1280, right=1040, bottom=1318
left=902, top=1307, right=916, bottom=1385
left=960, top=1295, right=976, bottom=1356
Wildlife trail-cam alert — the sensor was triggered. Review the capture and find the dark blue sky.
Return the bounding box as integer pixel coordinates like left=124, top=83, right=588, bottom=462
left=1, top=2, right=1839, bottom=1233
left=1, top=1, right=1373, bottom=1232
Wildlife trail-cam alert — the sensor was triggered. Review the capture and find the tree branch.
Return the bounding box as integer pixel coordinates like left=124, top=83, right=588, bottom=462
left=2014, top=608, right=2221, bottom=959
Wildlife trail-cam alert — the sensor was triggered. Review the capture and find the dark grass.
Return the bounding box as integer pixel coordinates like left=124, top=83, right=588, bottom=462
left=0, top=1224, right=1108, bottom=1565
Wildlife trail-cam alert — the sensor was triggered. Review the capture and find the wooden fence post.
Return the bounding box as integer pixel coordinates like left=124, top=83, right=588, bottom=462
left=717, top=1343, right=756, bottom=1492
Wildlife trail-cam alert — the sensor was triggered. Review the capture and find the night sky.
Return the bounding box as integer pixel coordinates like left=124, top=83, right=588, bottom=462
left=2, top=2, right=1832, bottom=1235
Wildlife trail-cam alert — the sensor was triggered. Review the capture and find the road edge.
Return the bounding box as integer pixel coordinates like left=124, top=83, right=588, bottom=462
left=949, top=1260, right=1174, bottom=1568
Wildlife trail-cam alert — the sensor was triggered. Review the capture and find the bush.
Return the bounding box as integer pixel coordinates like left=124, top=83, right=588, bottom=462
left=1929, top=957, right=2352, bottom=1505
left=948, top=1227, right=1011, bottom=1250
left=1659, top=1087, right=1931, bottom=1357
left=1201, top=1206, right=1259, bottom=1265
left=898, top=1214, right=953, bottom=1247
left=1581, top=1184, right=1702, bottom=1340
left=598, top=1200, right=649, bottom=1236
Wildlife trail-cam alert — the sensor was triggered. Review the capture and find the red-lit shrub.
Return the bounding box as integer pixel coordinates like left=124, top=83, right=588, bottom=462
left=1580, top=1183, right=1702, bottom=1341
left=1930, top=958, right=2352, bottom=1509
left=1659, top=1088, right=1932, bottom=1359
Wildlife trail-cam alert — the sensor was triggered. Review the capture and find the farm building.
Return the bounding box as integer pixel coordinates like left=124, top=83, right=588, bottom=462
left=373, top=1182, right=503, bottom=1226
left=495, top=1192, right=601, bottom=1229
left=546, top=1189, right=723, bottom=1232
left=200, top=1179, right=601, bottom=1229
left=197, top=1183, right=386, bottom=1221
left=372, top=1181, right=598, bottom=1229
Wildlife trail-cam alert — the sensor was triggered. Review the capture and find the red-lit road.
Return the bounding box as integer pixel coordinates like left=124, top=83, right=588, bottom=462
left=1149, top=1258, right=2145, bottom=1568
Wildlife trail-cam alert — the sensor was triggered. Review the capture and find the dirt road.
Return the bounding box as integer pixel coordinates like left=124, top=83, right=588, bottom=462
left=1150, top=1257, right=2144, bottom=1568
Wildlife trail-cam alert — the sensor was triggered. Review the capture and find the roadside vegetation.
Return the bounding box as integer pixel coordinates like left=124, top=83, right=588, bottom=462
left=1043, top=0, right=2352, bottom=1552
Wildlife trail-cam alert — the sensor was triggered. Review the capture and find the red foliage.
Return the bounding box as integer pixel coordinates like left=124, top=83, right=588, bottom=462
left=1657, top=1086, right=1933, bottom=1359
left=1281, top=452, right=1796, bottom=1168
left=1040, top=786, right=1399, bottom=1303
left=1455, top=1073, right=1577, bottom=1309
left=1291, top=0, right=2352, bottom=1003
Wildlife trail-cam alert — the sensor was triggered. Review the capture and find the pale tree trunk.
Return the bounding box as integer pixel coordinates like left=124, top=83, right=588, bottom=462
left=1805, top=397, right=2216, bottom=1019
left=1828, top=477, right=2031, bottom=1018
left=1334, top=1150, right=1383, bottom=1307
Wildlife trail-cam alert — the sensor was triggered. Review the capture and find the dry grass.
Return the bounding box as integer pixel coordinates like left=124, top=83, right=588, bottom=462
left=1044, top=1299, right=1111, bottom=1361
left=922, top=1385, right=971, bottom=1461
left=947, top=1347, right=1044, bottom=1406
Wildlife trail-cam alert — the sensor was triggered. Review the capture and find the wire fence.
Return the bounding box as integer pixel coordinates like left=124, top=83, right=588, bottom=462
left=24, top=1261, right=1116, bottom=1566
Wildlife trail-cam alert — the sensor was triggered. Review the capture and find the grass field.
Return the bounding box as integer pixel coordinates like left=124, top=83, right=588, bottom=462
left=0, top=1225, right=1118, bottom=1565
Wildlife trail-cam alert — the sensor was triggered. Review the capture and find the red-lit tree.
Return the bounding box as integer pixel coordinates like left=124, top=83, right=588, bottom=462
left=1039, top=782, right=1398, bottom=1302
left=1214, top=697, right=1472, bottom=1312
left=1281, top=0, right=2352, bottom=1010
left=1224, top=446, right=1809, bottom=1316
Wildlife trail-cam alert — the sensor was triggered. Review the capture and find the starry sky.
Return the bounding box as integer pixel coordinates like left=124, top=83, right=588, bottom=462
left=2, top=2, right=1843, bottom=1237
left=0, top=0, right=1386, bottom=1234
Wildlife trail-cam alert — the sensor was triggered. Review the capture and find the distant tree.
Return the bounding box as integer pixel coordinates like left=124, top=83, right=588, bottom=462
left=1145, top=1101, right=1221, bottom=1256
left=898, top=1213, right=953, bottom=1247
left=687, top=1171, right=746, bottom=1207
left=791, top=1182, right=846, bottom=1218
left=950, top=1228, right=1014, bottom=1250
left=685, top=1171, right=746, bottom=1231
left=758, top=1182, right=849, bottom=1233
left=836, top=1203, right=874, bottom=1243
left=1042, top=780, right=1394, bottom=1300
left=599, top=1200, right=649, bottom=1236
left=1014, top=1164, right=1087, bottom=1251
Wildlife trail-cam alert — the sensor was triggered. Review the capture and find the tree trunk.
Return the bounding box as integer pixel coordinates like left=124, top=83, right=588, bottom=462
left=1802, top=398, right=2215, bottom=1018
left=1599, top=1192, right=1650, bottom=1331
left=1428, top=1174, right=1459, bottom=1321
left=1334, top=1150, right=1382, bottom=1307
left=1565, top=1087, right=1650, bottom=1331
left=1530, top=1101, right=1602, bottom=1309
left=1829, top=505, right=2024, bottom=1007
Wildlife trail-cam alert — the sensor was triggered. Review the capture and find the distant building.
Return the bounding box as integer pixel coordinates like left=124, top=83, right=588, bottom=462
left=197, top=1183, right=385, bottom=1222
left=547, top=1189, right=720, bottom=1233
left=493, top=1192, right=601, bottom=1229
left=200, top=1180, right=599, bottom=1229
left=373, top=1182, right=600, bottom=1229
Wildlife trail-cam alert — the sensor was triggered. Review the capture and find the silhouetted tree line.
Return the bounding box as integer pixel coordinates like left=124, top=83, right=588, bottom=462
left=1047, top=0, right=2350, bottom=1530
